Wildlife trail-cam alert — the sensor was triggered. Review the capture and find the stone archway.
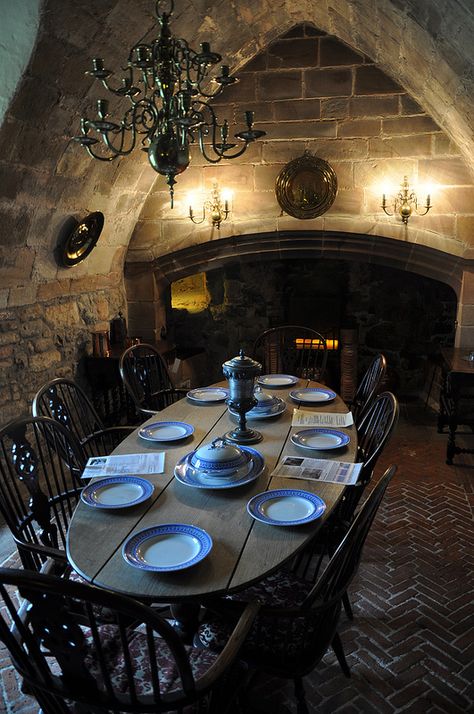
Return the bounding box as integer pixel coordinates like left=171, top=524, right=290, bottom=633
left=125, top=230, right=473, bottom=345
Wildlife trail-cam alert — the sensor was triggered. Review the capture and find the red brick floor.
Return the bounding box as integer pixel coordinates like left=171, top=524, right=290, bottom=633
left=0, top=401, right=473, bottom=713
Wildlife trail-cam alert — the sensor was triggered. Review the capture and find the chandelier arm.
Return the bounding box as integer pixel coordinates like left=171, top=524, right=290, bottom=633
left=196, top=82, right=225, bottom=100
left=101, top=127, right=137, bottom=157
left=99, top=76, right=132, bottom=97
left=195, top=101, right=249, bottom=160
left=97, top=104, right=148, bottom=156
left=219, top=143, right=249, bottom=159
left=197, top=133, right=225, bottom=163
left=84, top=145, right=119, bottom=162
left=132, top=99, right=160, bottom=133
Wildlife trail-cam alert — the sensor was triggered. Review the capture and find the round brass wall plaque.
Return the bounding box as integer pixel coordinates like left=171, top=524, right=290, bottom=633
left=56, top=212, right=104, bottom=267
left=275, top=153, right=338, bottom=219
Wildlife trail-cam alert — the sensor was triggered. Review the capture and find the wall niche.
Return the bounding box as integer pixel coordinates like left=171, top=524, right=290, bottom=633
left=168, top=259, right=456, bottom=396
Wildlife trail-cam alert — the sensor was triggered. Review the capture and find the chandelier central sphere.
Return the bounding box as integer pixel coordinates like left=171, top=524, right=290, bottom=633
left=74, top=0, right=266, bottom=206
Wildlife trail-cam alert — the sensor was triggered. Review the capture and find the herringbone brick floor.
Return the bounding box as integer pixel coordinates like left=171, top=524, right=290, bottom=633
left=1, top=401, right=473, bottom=713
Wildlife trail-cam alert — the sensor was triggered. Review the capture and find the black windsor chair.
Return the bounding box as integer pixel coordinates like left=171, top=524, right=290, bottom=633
left=119, top=343, right=188, bottom=420
left=351, top=353, right=387, bottom=427
left=252, top=326, right=328, bottom=382
left=32, top=377, right=134, bottom=459
left=0, top=416, right=85, bottom=575
left=295, top=391, right=399, bottom=619
left=438, top=371, right=474, bottom=464
left=197, top=465, right=397, bottom=714
left=0, top=567, right=259, bottom=714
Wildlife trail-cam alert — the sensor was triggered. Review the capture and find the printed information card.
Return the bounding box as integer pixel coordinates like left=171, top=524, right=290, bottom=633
left=82, top=453, right=165, bottom=479
left=292, top=409, right=354, bottom=428
left=271, top=456, right=362, bottom=485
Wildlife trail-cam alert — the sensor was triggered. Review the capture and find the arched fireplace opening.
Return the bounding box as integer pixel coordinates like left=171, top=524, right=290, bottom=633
left=168, top=258, right=456, bottom=397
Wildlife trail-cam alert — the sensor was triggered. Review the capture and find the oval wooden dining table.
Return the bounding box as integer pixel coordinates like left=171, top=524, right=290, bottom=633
left=67, top=378, right=357, bottom=608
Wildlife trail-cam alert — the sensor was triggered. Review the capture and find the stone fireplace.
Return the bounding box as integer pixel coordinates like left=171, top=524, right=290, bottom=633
left=125, top=231, right=459, bottom=398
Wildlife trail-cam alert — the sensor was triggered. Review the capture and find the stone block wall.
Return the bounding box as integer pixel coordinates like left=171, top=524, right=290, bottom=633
left=128, top=23, right=474, bottom=264
left=0, top=2, right=157, bottom=422
left=126, top=22, right=474, bottom=349
left=0, top=283, right=125, bottom=424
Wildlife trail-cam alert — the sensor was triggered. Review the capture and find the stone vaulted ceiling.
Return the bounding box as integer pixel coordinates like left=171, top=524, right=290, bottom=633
left=0, top=0, right=473, bottom=288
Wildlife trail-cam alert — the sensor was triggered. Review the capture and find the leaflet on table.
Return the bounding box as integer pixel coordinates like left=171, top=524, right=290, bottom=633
left=272, top=456, right=362, bottom=485
left=82, top=453, right=165, bottom=479
left=292, top=409, right=354, bottom=427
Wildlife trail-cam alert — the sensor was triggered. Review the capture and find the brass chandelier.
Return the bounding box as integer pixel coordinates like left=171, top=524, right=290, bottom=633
left=74, top=0, right=265, bottom=206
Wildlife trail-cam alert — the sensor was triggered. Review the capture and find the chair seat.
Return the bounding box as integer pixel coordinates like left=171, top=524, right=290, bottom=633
left=197, top=569, right=315, bottom=659
left=85, top=624, right=219, bottom=697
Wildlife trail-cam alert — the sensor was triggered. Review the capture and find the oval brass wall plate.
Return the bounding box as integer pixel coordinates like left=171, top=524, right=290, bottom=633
left=275, top=153, right=338, bottom=219
left=56, top=212, right=104, bottom=267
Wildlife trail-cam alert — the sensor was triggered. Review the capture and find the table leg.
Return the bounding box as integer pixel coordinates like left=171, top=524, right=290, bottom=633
left=170, top=601, right=201, bottom=643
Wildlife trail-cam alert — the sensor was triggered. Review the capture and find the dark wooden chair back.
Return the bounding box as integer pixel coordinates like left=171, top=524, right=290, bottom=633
left=32, top=378, right=134, bottom=459
left=246, top=466, right=396, bottom=674
left=336, top=391, right=398, bottom=526
left=119, top=343, right=187, bottom=418
left=0, top=416, right=85, bottom=573
left=0, top=567, right=259, bottom=714
left=440, top=371, right=474, bottom=464
left=252, top=325, right=328, bottom=382
left=352, top=353, right=387, bottom=426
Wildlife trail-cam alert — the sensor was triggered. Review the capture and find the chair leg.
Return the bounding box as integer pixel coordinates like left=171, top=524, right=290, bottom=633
left=447, top=425, right=456, bottom=465
left=294, top=677, right=309, bottom=714
left=342, top=591, right=354, bottom=620
left=332, top=632, right=351, bottom=678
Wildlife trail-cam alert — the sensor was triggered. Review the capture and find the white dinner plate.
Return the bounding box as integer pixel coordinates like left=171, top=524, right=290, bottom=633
left=138, top=421, right=194, bottom=442
left=80, top=476, right=154, bottom=509
left=257, top=374, right=299, bottom=388
left=187, top=387, right=229, bottom=403
left=247, top=489, right=326, bottom=526
left=291, top=428, right=350, bottom=451
left=229, top=397, right=286, bottom=420
left=122, top=524, right=212, bottom=572
left=289, top=388, right=336, bottom=404
left=174, top=446, right=265, bottom=489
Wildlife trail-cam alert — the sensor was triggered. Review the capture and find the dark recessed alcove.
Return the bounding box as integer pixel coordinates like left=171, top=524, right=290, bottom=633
left=169, top=259, right=456, bottom=395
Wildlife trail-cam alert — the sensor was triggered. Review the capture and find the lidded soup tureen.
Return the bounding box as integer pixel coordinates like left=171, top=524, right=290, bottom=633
left=190, top=437, right=249, bottom=476
left=253, top=386, right=279, bottom=410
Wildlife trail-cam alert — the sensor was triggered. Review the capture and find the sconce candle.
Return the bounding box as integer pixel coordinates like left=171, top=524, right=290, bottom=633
left=188, top=181, right=232, bottom=229
left=381, top=176, right=433, bottom=224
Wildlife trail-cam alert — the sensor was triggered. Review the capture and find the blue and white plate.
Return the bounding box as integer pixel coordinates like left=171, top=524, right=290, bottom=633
left=229, top=398, right=286, bottom=420
left=257, top=374, right=299, bottom=388
left=122, top=523, right=212, bottom=572
left=187, top=387, right=229, bottom=403
left=81, top=476, right=154, bottom=509
left=291, top=428, right=350, bottom=451
left=138, top=421, right=194, bottom=442
left=247, top=489, right=326, bottom=526
left=174, top=446, right=265, bottom=489
left=289, top=388, right=337, bottom=404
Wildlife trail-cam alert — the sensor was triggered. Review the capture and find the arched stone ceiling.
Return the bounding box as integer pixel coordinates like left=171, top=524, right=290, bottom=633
left=1, top=0, right=473, bottom=286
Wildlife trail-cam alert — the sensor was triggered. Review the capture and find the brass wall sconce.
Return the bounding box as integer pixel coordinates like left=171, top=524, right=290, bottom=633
left=188, top=182, right=232, bottom=229
left=381, top=176, right=432, bottom=224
